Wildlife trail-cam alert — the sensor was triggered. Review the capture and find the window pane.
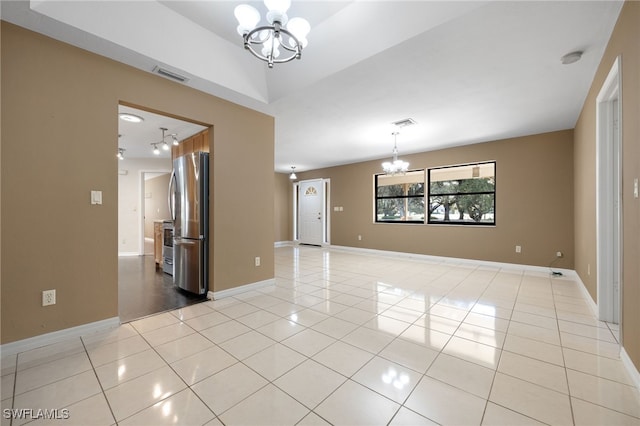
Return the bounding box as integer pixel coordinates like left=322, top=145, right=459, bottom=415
left=375, top=170, right=425, bottom=223
left=428, top=162, right=496, bottom=225
left=429, top=194, right=494, bottom=223
left=376, top=198, right=425, bottom=222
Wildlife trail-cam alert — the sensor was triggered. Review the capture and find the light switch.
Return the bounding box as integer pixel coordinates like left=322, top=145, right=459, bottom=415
left=91, top=190, right=102, bottom=205
left=634, top=178, right=639, bottom=199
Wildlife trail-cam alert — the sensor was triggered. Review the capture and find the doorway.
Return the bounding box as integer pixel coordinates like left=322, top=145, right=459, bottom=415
left=117, top=104, right=208, bottom=322
left=294, top=178, right=330, bottom=246
left=596, top=56, right=622, bottom=326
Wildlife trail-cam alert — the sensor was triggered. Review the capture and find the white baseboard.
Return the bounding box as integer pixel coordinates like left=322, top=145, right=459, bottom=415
left=0, top=317, right=120, bottom=357
left=274, top=241, right=293, bottom=248
left=208, top=278, right=276, bottom=300
left=328, top=244, right=575, bottom=276
left=572, top=272, right=599, bottom=318
left=118, top=252, right=139, bottom=257
left=621, top=347, right=640, bottom=391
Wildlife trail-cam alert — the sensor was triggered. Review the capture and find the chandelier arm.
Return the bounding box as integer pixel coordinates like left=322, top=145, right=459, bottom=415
left=243, top=24, right=303, bottom=66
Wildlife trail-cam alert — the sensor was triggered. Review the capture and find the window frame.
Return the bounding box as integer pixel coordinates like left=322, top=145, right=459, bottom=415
left=427, top=161, right=496, bottom=226
left=374, top=169, right=426, bottom=224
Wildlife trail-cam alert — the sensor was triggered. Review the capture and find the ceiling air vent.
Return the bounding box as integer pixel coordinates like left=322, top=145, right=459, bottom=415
left=152, top=66, right=189, bottom=83
left=392, top=118, right=417, bottom=128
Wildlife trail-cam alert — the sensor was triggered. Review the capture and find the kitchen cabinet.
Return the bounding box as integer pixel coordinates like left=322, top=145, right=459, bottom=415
left=171, top=128, right=209, bottom=160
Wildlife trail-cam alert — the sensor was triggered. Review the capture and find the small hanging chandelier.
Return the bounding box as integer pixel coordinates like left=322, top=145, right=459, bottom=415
left=234, top=0, right=311, bottom=68
left=382, top=132, right=409, bottom=175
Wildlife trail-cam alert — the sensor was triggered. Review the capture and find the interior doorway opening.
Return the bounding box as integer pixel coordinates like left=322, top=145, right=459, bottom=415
left=117, top=104, right=208, bottom=322
left=596, top=56, right=622, bottom=328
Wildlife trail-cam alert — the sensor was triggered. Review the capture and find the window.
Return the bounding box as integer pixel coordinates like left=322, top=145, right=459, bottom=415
left=375, top=170, right=425, bottom=223
left=428, top=162, right=495, bottom=225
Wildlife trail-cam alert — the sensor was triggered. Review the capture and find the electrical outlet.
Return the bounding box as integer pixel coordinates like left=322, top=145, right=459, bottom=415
left=515, top=245, right=521, bottom=253
left=255, top=256, right=261, bottom=267
left=42, top=289, right=56, bottom=306
left=556, top=251, right=563, bottom=258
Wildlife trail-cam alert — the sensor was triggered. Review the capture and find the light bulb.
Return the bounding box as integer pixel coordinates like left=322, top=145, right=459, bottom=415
left=287, top=17, right=310, bottom=40
left=153, top=145, right=160, bottom=155
left=172, top=136, right=179, bottom=146
left=264, top=0, right=290, bottom=13
left=162, top=142, right=169, bottom=151
left=234, top=4, right=260, bottom=34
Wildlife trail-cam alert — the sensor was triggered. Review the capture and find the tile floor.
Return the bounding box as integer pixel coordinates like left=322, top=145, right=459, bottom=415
left=2, top=245, right=640, bottom=425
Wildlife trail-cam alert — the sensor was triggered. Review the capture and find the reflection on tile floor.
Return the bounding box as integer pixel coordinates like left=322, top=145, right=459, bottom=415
left=2, top=246, right=640, bottom=425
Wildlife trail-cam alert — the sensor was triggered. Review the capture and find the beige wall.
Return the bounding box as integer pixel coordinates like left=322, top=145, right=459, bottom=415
left=574, top=1, right=639, bottom=369
left=0, top=23, right=275, bottom=343
left=283, top=130, right=574, bottom=268
left=274, top=172, right=293, bottom=242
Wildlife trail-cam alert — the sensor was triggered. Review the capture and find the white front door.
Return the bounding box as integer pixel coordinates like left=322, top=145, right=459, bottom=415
left=298, top=179, right=324, bottom=245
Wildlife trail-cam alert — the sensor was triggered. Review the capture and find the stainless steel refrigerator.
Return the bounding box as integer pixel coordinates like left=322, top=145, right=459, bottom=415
left=169, top=152, right=209, bottom=295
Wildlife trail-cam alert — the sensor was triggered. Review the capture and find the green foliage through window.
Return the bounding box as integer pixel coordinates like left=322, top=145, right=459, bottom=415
left=375, top=170, right=425, bottom=223
left=428, top=162, right=495, bottom=225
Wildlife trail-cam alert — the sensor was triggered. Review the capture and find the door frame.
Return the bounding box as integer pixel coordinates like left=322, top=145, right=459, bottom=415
left=596, top=56, right=622, bottom=327
left=139, top=170, right=172, bottom=255
left=293, top=178, right=331, bottom=246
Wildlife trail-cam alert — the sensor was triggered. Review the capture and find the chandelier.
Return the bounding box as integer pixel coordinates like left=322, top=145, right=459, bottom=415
left=234, top=0, right=310, bottom=68
left=382, top=132, right=409, bottom=175
left=150, top=127, right=178, bottom=155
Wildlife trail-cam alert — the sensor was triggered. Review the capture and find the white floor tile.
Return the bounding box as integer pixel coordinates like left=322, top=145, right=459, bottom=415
left=315, top=379, right=400, bottom=425
left=274, top=359, right=346, bottom=409
left=281, top=328, right=336, bottom=357
left=140, top=321, right=195, bottom=346
left=86, top=334, right=151, bottom=367
left=405, top=376, right=486, bottom=425
left=199, top=319, right=251, bottom=344
left=563, top=347, right=635, bottom=385
left=218, top=330, right=276, bottom=360
left=154, top=333, right=215, bottom=364
left=94, top=348, right=166, bottom=390
left=119, top=389, right=215, bottom=426
left=191, top=362, right=268, bottom=415
left=170, top=346, right=237, bottom=386
left=313, top=341, right=373, bottom=377
left=481, top=401, right=546, bottom=425
left=571, top=396, right=640, bottom=426
left=352, top=356, right=422, bottom=403
left=104, top=365, right=186, bottom=422
left=244, top=343, right=306, bottom=381
left=498, top=351, right=568, bottom=394
left=389, top=407, right=438, bottom=425
left=442, top=336, right=501, bottom=369
left=489, top=372, right=573, bottom=425
left=219, top=384, right=309, bottom=426
left=567, top=369, right=640, bottom=418
left=426, top=353, right=495, bottom=398
left=379, top=338, right=438, bottom=373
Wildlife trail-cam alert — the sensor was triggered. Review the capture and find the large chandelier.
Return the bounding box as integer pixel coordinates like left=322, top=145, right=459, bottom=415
left=382, top=132, right=410, bottom=175
left=234, top=0, right=310, bottom=68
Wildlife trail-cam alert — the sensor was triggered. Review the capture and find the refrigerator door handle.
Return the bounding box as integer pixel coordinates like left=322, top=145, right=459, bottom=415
left=168, top=169, right=176, bottom=221
left=174, top=238, right=197, bottom=246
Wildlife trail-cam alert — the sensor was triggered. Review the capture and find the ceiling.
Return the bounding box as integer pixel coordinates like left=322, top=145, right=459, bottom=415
left=2, top=1, right=623, bottom=171
left=118, top=105, right=207, bottom=160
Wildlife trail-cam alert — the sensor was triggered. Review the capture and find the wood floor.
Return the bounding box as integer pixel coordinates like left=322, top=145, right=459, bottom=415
left=118, top=255, right=205, bottom=323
